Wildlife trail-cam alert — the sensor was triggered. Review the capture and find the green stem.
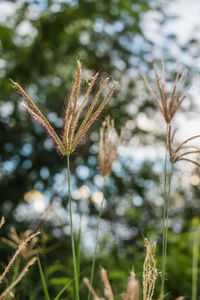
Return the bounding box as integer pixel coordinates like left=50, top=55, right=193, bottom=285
left=163, top=163, right=173, bottom=286
left=77, top=213, right=82, bottom=277
left=192, top=225, right=200, bottom=300
left=37, top=255, right=51, bottom=300
left=161, top=124, right=169, bottom=299
left=88, top=179, right=105, bottom=300
left=67, top=155, right=79, bottom=300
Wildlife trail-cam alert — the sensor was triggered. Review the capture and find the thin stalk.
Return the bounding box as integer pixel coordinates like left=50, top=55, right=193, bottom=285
left=192, top=225, right=200, bottom=300
left=67, top=155, right=79, bottom=300
left=164, top=164, right=173, bottom=277
left=77, top=213, right=82, bottom=278
left=160, top=124, right=169, bottom=299
left=161, top=161, right=174, bottom=299
left=7, top=257, right=20, bottom=300
left=88, top=179, right=105, bottom=300
left=37, top=255, right=51, bottom=300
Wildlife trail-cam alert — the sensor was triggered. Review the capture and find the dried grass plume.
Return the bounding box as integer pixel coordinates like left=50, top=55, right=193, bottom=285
left=98, top=116, right=125, bottom=178
left=143, top=59, right=188, bottom=124
left=122, top=271, right=139, bottom=300
left=168, top=124, right=200, bottom=167
left=12, top=61, right=117, bottom=156
left=143, top=238, right=157, bottom=300
left=0, top=224, right=39, bottom=300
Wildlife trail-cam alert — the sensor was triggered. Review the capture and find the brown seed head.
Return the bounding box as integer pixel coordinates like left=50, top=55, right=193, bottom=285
left=83, top=278, right=104, bottom=300
left=143, top=238, right=157, bottom=300
left=2, top=227, right=42, bottom=260
left=123, top=271, right=139, bottom=300
left=12, top=61, right=117, bottom=156
left=98, top=116, right=125, bottom=178
left=100, top=268, right=114, bottom=300
left=0, top=257, right=37, bottom=300
left=143, top=59, right=188, bottom=124
left=0, top=231, right=40, bottom=285
left=168, top=124, right=200, bottom=167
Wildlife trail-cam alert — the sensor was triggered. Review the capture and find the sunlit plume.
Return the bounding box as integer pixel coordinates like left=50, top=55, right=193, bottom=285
left=168, top=124, right=200, bottom=167
left=12, top=61, right=117, bottom=156
left=143, top=59, right=188, bottom=124
left=98, top=116, right=125, bottom=178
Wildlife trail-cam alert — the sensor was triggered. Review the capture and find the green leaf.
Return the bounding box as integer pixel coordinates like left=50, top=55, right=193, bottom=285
left=49, top=277, right=71, bottom=286
left=53, top=279, right=74, bottom=300
left=46, top=264, right=66, bottom=278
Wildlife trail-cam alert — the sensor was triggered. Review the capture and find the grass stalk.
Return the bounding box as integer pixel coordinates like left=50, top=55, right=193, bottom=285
left=67, top=155, right=79, bottom=300
left=77, top=213, right=82, bottom=281
left=37, top=255, right=50, bottom=300
left=161, top=159, right=174, bottom=299
left=88, top=179, right=105, bottom=300
left=160, top=124, right=169, bottom=298
left=192, top=225, right=200, bottom=300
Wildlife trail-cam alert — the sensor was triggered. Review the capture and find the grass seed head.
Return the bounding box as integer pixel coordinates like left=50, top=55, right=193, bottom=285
left=98, top=116, right=125, bottom=178
left=123, top=271, right=139, bottom=300
left=2, top=227, right=41, bottom=260
left=83, top=278, right=104, bottom=300
left=13, top=61, right=117, bottom=156
left=100, top=268, right=114, bottom=300
left=0, top=228, right=39, bottom=300
left=143, top=59, right=188, bottom=124
left=168, top=124, right=200, bottom=167
left=143, top=238, right=157, bottom=300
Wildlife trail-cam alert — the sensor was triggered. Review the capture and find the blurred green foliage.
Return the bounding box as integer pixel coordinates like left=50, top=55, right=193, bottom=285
left=0, top=0, right=200, bottom=299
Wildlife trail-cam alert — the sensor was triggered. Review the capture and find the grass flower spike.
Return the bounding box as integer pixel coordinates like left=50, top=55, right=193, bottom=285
left=168, top=125, right=200, bottom=167
left=0, top=221, right=39, bottom=300
left=2, top=227, right=41, bottom=260
left=13, top=61, right=117, bottom=300
left=88, top=116, right=125, bottom=300
left=143, top=238, right=157, bottom=300
left=143, top=59, right=188, bottom=124
left=98, top=116, right=125, bottom=178
left=12, top=61, right=117, bottom=156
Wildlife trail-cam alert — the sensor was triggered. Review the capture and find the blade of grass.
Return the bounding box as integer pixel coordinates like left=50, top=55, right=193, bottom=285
left=54, top=279, right=74, bottom=300
left=37, top=255, right=51, bottom=300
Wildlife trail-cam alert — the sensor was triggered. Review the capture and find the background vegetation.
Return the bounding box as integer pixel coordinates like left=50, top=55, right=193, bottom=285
left=0, top=0, right=200, bottom=299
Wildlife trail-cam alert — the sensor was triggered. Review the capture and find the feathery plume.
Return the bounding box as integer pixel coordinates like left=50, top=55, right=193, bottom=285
left=143, top=238, right=157, bottom=300
left=143, top=59, right=188, bottom=123
left=122, top=271, right=139, bottom=300
left=2, top=227, right=41, bottom=260
left=83, top=278, right=104, bottom=300
left=100, top=268, right=114, bottom=300
left=12, top=61, right=117, bottom=156
left=98, top=116, right=125, bottom=178
left=0, top=231, right=40, bottom=284
left=0, top=257, right=37, bottom=300
left=168, top=124, right=200, bottom=167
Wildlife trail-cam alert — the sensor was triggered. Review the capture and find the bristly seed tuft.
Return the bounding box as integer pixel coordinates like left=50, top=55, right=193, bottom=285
left=143, top=59, right=188, bottom=124
left=12, top=61, right=117, bottom=156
